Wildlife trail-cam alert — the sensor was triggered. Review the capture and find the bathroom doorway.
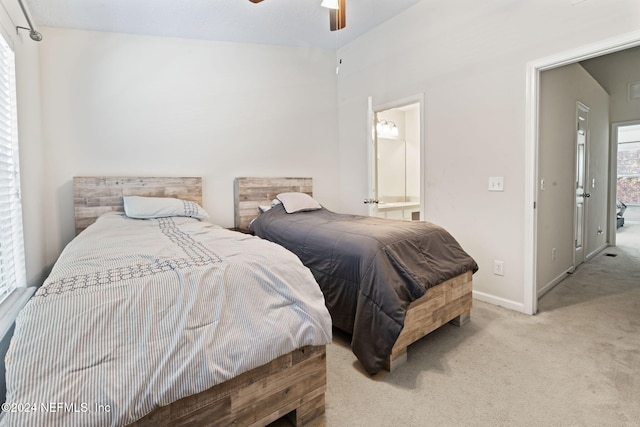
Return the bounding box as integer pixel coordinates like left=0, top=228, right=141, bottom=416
left=368, top=95, right=424, bottom=221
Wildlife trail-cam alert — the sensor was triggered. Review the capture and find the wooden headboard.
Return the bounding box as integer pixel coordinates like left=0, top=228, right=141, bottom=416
left=234, top=177, right=312, bottom=229
left=73, top=176, right=203, bottom=235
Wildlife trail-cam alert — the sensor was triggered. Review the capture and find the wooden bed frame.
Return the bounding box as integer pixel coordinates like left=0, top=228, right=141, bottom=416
left=234, top=176, right=473, bottom=372
left=73, top=176, right=203, bottom=235
left=73, top=176, right=327, bottom=426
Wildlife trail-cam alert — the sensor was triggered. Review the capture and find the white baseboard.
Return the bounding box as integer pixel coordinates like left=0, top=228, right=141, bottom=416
left=472, top=291, right=527, bottom=314
left=537, top=268, right=572, bottom=299
left=586, top=243, right=609, bottom=261
left=534, top=243, right=610, bottom=303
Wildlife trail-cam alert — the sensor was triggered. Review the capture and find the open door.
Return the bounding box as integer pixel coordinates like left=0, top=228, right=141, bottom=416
left=366, top=96, right=380, bottom=217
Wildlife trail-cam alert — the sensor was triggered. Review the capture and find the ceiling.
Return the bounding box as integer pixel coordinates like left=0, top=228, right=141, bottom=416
left=580, top=45, right=640, bottom=94
left=26, top=0, right=422, bottom=49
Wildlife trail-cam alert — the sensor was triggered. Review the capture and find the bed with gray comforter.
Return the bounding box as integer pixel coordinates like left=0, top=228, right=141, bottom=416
left=250, top=204, right=478, bottom=374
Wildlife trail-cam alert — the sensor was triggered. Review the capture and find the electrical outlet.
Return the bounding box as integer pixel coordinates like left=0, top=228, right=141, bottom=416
left=493, top=260, right=504, bottom=276
left=552, top=248, right=556, bottom=261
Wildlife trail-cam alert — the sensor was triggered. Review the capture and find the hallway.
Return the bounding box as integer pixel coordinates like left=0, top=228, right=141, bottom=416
left=539, top=205, right=639, bottom=311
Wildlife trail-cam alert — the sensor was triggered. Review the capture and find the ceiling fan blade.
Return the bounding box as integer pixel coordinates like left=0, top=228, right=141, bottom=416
left=249, top=0, right=264, bottom=3
left=329, top=0, right=346, bottom=31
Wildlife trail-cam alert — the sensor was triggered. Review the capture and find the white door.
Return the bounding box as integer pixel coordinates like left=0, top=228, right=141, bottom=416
left=574, top=102, right=590, bottom=267
left=366, top=96, right=380, bottom=217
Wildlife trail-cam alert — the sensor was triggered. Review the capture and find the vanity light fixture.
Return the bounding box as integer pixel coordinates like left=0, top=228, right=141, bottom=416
left=376, top=119, right=399, bottom=137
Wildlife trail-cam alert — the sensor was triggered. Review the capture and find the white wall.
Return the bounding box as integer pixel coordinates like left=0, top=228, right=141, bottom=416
left=537, top=64, right=610, bottom=293
left=405, top=106, right=420, bottom=201
left=335, top=0, right=640, bottom=311
left=38, top=28, right=340, bottom=267
left=376, top=109, right=406, bottom=201
left=17, top=0, right=640, bottom=309
left=376, top=137, right=406, bottom=201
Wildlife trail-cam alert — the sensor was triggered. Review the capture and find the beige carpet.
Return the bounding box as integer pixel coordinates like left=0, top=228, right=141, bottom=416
left=273, top=218, right=639, bottom=426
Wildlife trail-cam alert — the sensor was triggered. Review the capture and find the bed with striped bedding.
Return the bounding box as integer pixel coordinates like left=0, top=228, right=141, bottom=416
left=1, top=212, right=332, bottom=426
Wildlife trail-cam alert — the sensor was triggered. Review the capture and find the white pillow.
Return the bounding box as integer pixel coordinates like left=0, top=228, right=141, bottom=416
left=123, top=196, right=209, bottom=219
left=276, top=192, right=322, bottom=214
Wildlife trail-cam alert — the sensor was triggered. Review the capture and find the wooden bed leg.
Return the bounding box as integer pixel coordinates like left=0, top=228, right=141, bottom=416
left=286, top=393, right=326, bottom=426
left=384, top=347, right=408, bottom=372
left=449, top=311, right=470, bottom=327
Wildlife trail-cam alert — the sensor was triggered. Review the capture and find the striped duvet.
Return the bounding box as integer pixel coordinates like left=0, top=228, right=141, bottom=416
left=1, top=213, right=332, bottom=426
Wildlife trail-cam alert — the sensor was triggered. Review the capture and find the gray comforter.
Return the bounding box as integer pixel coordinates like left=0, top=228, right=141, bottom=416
left=250, top=205, right=478, bottom=374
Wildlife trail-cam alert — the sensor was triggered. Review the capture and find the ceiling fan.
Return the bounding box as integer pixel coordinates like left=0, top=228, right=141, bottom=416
left=249, top=0, right=346, bottom=31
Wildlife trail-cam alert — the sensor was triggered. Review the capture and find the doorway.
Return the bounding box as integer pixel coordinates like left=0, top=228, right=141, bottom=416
left=526, top=35, right=640, bottom=315
left=367, top=95, right=425, bottom=221
left=615, top=122, right=640, bottom=231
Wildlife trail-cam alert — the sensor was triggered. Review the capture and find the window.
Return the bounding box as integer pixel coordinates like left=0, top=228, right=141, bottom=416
left=0, top=32, right=26, bottom=304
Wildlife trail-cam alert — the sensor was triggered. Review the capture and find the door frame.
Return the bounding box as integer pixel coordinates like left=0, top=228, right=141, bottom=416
left=525, top=31, right=640, bottom=315
left=611, top=119, right=640, bottom=246
left=368, top=93, right=425, bottom=219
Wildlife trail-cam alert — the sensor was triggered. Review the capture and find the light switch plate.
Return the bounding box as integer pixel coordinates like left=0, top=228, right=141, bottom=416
left=488, top=176, right=504, bottom=192
left=493, top=260, right=504, bottom=276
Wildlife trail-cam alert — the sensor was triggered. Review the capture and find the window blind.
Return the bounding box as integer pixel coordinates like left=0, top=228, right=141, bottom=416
left=0, top=33, right=26, bottom=304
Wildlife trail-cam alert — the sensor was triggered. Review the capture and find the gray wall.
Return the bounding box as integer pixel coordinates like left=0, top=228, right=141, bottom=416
left=581, top=46, right=640, bottom=125
left=537, top=64, right=610, bottom=294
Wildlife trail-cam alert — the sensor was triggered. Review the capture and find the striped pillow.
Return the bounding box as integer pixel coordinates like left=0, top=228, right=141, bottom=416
left=123, top=196, right=209, bottom=219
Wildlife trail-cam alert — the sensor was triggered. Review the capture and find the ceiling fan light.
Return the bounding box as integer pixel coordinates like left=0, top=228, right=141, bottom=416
left=321, top=0, right=339, bottom=10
